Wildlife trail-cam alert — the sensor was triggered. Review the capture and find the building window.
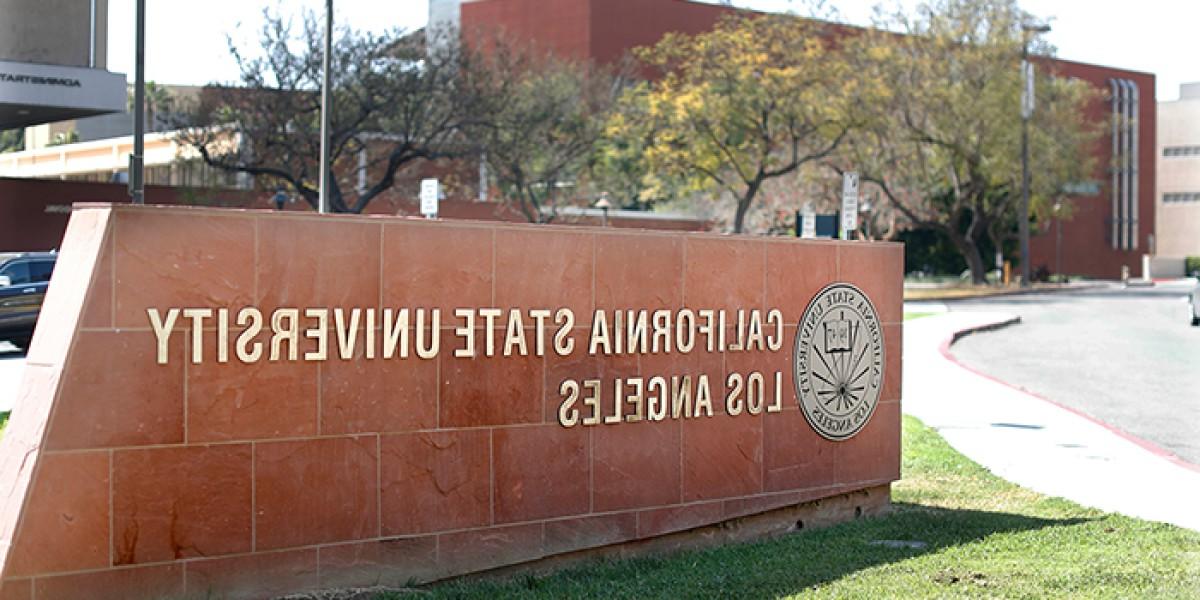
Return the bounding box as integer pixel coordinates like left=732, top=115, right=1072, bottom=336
left=1163, top=145, right=1200, bottom=157
left=1163, top=192, right=1200, bottom=203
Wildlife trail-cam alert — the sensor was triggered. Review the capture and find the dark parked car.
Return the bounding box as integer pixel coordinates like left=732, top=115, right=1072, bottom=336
left=0, top=252, right=57, bottom=351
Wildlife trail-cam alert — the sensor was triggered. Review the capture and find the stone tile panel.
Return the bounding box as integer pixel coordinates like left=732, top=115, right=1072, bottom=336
left=255, top=436, right=379, bottom=550
left=380, top=430, right=491, bottom=536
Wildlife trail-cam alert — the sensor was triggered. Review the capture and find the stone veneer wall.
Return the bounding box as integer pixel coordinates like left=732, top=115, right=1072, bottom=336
left=0, top=205, right=902, bottom=599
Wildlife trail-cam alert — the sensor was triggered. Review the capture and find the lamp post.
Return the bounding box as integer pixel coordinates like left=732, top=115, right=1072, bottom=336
left=1019, top=22, right=1051, bottom=287
left=318, top=0, right=333, bottom=214
left=1053, top=200, right=1063, bottom=280
left=859, top=196, right=873, bottom=240
left=129, top=0, right=145, bottom=204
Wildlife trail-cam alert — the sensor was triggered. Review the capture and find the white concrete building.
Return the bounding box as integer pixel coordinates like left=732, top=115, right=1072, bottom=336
left=1156, top=82, right=1200, bottom=266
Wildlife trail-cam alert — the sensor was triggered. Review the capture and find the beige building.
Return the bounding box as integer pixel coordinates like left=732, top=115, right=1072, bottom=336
left=0, top=129, right=247, bottom=189
left=1156, top=82, right=1200, bottom=263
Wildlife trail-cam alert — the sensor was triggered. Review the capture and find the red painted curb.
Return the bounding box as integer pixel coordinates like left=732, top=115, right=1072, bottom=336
left=937, top=319, right=1200, bottom=475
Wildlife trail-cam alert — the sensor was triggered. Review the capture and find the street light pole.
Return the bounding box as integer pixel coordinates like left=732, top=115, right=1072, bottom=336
left=318, top=0, right=333, bottom=214
left=129, top=0, right=145, bottom=204
left=1054, top=201, right=1062, bottom=278
left=1019, top=23, right=1050, bottom=287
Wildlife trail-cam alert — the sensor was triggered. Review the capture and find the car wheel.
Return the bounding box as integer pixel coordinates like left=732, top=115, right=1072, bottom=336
left=1193, top=316, right=1200, bottom=327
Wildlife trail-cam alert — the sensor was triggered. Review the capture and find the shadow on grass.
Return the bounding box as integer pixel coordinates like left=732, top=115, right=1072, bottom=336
left=423, top=503, right=1096, bottom=599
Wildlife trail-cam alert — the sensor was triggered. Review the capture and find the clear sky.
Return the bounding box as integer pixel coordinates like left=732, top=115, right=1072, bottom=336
left=106, top=0, right=1199, bottom=101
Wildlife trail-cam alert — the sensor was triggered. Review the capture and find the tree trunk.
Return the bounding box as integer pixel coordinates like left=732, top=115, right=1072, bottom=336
left=946, top=229, right=988, bottom=284
left=733, top=179, right=762, bottom=234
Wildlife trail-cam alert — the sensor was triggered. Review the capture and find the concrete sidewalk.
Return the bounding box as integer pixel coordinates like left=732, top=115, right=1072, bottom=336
left=903, top=311, right=1200, bottom=532
left=0, top=345, right=23, bottom=414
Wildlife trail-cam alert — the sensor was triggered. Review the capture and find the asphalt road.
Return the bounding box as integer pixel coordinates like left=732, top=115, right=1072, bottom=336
left=948, top=282, right=1200, bottom=465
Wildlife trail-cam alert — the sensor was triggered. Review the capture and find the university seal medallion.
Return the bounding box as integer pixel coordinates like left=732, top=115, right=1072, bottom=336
left=793, top=283, right=884, bottom=441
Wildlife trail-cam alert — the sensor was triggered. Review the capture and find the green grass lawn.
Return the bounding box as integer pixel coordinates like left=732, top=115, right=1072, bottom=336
left=413, top=416, right=1200, bottom=599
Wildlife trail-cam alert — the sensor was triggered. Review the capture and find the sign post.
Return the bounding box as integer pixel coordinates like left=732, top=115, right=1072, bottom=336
left=840, top=172, right=859, bottom=240
left=420, top=178, right=440, bottom=219
left=800, top=203, right=817, bottom=239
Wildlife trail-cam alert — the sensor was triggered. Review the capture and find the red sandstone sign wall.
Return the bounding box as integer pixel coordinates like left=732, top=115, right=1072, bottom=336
left=0, top=205, right=901, bottom=599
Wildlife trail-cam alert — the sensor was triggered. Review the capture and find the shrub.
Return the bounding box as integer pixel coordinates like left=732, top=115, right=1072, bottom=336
left=1186, top=256, right=1200, bottom=277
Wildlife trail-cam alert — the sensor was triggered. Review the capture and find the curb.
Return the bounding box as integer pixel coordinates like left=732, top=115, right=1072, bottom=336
left=904, top=282, right=1109, bottom=303
left=934, top=316, right=1200, bottom=475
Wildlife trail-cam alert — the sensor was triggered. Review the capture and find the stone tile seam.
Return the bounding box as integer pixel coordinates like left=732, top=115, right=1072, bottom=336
left=107, top=221, right=116, bottom=330
left=35, top=403, right=884, bottom=454
left=252, top=216, right=259, bottom=306
left=106, top=449, right=113, bottom=570
left=488, top=429, right=495, bottom=527
left=375, top=434, right=382, bottom=539
left=489, top=227, right=496, bottom=307
left=680, top=236, right=689, bottom=307
left=315, top=362, right=322, bottom=437
left=250, top=441, right=257, bottom=553
left=761, top=239, right=768, bottom=314
left=375, top=222, right=384, bottom=332
left=182, top=331, right=188, bottom=445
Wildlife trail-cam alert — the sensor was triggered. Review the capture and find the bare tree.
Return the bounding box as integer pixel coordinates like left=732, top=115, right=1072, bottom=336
left=178, top=10, right=488, bottom=213
left=472, top=42, right=624, bottom=223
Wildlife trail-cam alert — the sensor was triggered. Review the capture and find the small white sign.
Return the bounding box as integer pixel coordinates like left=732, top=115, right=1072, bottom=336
left=841, top=172, right=859, bottom=238
left=1021, top=61, right=1035, bottom=119
left=801, top=204, right=817, bottom=239
left=420, top=178, right=439, bottom=218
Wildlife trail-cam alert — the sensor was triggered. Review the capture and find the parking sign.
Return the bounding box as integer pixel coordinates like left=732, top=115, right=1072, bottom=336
left=420, top=178, right=439, bottom=218
left=840, top=172, right=859, bottom=239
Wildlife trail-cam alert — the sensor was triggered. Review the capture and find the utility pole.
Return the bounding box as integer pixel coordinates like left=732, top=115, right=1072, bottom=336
left=318, top=0, right=333, bottom=214
left=1019, top=22, right=1050, bottom=286
left=129, top=0, right=145, bottom=204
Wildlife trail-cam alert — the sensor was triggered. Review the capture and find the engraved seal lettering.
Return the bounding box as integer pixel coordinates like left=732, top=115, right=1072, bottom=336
left=792, top=283, right=885, bottom=441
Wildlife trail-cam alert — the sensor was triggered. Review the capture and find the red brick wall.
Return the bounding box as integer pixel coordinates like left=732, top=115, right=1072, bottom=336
left=587, top=0, right=735, bottom=65
left=1030, top=60, right=1156, bottom=279
left=0, top=205, right=901, bottom=597
left=461, top=0, right=593, bottom=61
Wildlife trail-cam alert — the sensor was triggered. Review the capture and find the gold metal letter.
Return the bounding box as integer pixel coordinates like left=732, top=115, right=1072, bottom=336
left=183, top=308, right=213, bottom=364
left=558, top=379, right=581, bottom=427
left=303, top=308, right=329, bottom=361
left=235, top=307, right=263, bottom=362
left=147, top=308, right=179, bottom=365
left=454, top=308, right=476, bottom=358
left=554, top=308, right=575, bottom=356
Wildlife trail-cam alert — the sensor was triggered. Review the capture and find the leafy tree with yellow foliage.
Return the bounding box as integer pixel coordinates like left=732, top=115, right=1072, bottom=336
left=615, top=14, right=871, bottom=233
